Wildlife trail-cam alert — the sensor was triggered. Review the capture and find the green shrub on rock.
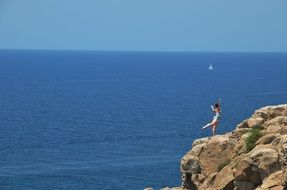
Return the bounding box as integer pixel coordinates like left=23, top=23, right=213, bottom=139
left=245, top=128, right=261, bottom=152
left=217, top=159, right=231, bottom=172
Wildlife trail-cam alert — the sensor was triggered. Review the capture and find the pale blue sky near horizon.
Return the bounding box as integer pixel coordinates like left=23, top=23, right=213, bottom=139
left=0, top=0, right=287, bottom=52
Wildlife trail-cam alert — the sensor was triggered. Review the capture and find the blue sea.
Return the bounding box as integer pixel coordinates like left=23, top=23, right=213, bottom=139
left=0, top=50, right=287, bottom=190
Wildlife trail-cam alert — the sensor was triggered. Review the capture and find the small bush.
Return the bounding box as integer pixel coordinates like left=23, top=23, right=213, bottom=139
left=252, top=124, right=264, bottom=129
left=217, top=159, right=231, bottom=172
left=245, top=128, right=261, bottom=152
left=234, top=161, right=240, bottom=169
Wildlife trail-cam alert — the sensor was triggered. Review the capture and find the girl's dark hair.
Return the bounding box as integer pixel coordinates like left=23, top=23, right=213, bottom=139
left=215, top=103, right=219, bottom=108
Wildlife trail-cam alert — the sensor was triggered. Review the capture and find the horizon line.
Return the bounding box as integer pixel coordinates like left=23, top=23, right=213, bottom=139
left=0, top=48, right=287, bottom=54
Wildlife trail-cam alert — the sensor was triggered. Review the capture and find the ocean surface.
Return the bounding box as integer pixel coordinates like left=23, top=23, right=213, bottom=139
left=0, top=50, right=287, bottom=190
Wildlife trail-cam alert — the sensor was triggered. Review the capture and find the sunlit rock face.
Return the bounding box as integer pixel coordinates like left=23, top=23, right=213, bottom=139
left=160, top=104, right=287, bottom=190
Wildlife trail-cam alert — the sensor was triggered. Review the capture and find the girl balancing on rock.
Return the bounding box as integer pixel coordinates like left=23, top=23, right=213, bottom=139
left=202, top=99, right=222, bottom=136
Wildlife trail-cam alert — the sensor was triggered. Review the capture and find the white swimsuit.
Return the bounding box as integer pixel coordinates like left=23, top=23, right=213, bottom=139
left=213, top=111, right=222, bottom=121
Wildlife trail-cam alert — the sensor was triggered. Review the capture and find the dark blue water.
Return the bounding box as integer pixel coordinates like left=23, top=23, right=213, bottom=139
left=0, top=50, right=287, bottom=190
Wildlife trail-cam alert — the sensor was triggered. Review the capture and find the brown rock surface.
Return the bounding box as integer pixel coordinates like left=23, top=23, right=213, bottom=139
left=161, top=104, right=287, bottom=190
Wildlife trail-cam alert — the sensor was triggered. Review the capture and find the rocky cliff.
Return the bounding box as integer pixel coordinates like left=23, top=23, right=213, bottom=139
left=162, top=104, right=287, bottom=190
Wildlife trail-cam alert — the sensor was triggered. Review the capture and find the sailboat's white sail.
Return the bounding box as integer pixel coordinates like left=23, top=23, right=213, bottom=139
left=208, top=64, right=213, bottom=70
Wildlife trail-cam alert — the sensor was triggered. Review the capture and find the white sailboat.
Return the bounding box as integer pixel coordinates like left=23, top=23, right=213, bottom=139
left=208, top=64, right=213, bottom=70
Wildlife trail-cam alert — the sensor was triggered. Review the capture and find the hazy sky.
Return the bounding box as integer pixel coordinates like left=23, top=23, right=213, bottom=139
left=0, top=0, right=287, bottom=51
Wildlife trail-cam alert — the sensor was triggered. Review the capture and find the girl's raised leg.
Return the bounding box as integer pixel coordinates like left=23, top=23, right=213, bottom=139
left=202, top=119, right=216, bottom=130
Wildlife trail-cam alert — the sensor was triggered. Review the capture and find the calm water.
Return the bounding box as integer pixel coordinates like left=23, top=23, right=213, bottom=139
left=0, top=50, right=287, bottom=190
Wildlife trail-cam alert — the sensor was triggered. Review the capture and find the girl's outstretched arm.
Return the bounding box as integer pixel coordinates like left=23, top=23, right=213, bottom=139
left=211, top=105, right=215, bottom=112
left=218, top=98, right=222, bottom=114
